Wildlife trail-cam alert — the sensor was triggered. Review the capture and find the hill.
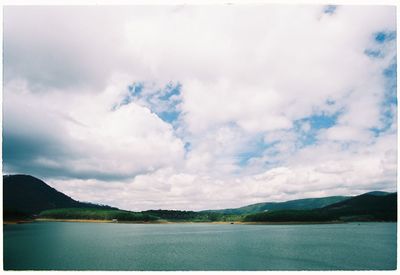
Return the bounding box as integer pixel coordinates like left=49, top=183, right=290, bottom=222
left=3, top=174, right=240, bottom=223
left=3, top=174, right=116, bottom=220
left=204, top=196, right=349, bottom=215
left=364, top=191, right=390, bottom=196
left=3, top=174, right=396, bottom=223
left=321, top=192, right=397, bottom=221
left=244, top=192, right=397, bottom=222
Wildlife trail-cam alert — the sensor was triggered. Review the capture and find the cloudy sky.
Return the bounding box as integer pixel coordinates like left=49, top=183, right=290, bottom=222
left=3, top=4, right=397, bottom=211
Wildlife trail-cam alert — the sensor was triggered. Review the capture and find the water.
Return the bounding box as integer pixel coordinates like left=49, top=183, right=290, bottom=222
left=3, top=222, right=396, bottom=270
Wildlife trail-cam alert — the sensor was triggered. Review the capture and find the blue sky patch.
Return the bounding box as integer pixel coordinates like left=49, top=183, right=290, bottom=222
left=326, top=99, right=335, bottom=105
left=115, top=81, right=183, bottom=124
left=384, top=61, right=397, bottom=79
left=294, top=112, right=339, bottom=147
left=364, top=49, right=384, bottom=59
left=311, top=114, right=337, bottom=129
left=236, top=134, right=276, bottom=166
left=158, top=110, right=181, bottom=124
left=373, top=59, right=397, bottom=136
left=128, top=82, right=144, bottom=97
left=154, top=82, right=182, bottom=124
left=302, top=113, right=338, bottom=130
left=374, top=31, right=396, bottom=43
left=323, top=5, right=337, bottom=15
left=237, top=112, right=341, bottom=167
left=159, top=82, right=181, bottom=101
left=365, top=31, right=396, bottom=59
left=184, top=142, right=191, bottom=152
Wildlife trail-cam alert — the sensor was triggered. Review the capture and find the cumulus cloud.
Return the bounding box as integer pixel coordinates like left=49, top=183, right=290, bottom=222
left=3, top=5, right=397, bottom=210
left=4, top=76, right=185, bottom=180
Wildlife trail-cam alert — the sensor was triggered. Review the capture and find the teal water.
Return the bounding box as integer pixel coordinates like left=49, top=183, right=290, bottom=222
left=3, top=222, right=397, bottom=270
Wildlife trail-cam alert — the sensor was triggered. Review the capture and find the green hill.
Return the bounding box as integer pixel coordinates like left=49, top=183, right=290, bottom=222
left=204, top=196, right=349, bottom=215
left=3, top=174, right=116, bottom=220
left=321, top=192, right=397, bottom=221
left=244, top=192, right=397, bottom=222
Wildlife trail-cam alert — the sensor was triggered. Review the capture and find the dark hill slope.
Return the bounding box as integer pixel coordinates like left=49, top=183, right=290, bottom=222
left=204, top=196, right=349, bottom=215
left=3, top=174, right=116, bottom=219
left=244, top=192, right=397, bottom=222
left=365, top=191, right=391, bottom=196
left=321, top=192, right=397, bottom=221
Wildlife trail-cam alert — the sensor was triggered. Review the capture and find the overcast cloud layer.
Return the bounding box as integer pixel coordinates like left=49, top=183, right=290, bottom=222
left=3, top=5, right=397, bottom=211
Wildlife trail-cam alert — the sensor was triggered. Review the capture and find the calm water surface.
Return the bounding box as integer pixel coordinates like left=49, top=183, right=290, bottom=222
left=3, top=222, right=396, bottom=270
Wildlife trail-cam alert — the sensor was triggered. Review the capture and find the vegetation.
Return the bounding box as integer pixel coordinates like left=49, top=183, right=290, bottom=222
left=142, top=210, right=206, bottom=221
left=39, top=208, right=158, bottom=222
left=244, top=210, right=334, bottom=222
left=4, top=174, right=397, bottom=224
left=38, top=208, right=243, bottom=222
left=204, top=196, right=349, bottom=215
left=142, top=210, right=244, bottom=222
left=41, top=192, right=396, bottom=223
left=244, top=193, right=397, bottom=222
left=321, top=193, right=397, bottom=221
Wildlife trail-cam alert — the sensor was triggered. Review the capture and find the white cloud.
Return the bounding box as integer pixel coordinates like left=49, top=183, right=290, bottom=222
left=4, top=75, right=185, bottom=179
left=4, top=5, right=397, bottom=210
left=320, top=126, right=372, bottom=142
left=49, top=133, right=397, bottom=211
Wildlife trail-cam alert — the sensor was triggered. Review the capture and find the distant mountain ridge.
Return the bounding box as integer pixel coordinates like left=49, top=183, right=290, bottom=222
left=3, top=174, right=116, bottom=219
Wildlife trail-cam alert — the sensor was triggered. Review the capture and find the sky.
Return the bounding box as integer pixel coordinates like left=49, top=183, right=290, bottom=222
left=3, top=4, right=397, bottom=211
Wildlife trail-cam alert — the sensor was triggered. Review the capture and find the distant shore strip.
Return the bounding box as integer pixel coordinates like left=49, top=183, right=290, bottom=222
left=3, top=218, right=349, bottom=225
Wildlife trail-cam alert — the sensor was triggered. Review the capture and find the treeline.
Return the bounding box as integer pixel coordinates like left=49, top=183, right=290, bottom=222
left=38, top=208, right=244, bottom=222
left=143, top=210, right=243, bottom=222
left=143, top=210, right=207, bottom=221
left=39, top=208, right=158, bottom=222
left=244, top=210, right=334, bottom=222
left=36, top=193, right=397, bottom=223
left=243, top=208, right=396, bottom=223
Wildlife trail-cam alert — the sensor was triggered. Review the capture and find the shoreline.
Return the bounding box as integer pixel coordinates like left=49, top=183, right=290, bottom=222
left=4, top=219, right=395, bottom=225
left=3, top=219, right=115, bottom=224
left=241, top=221, right=346, bottom=225
left=34, top=219, right=236, bottom=224
left=3, top=220, right=34, bottom=225
left=5, top=218, right=346, bottom=225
